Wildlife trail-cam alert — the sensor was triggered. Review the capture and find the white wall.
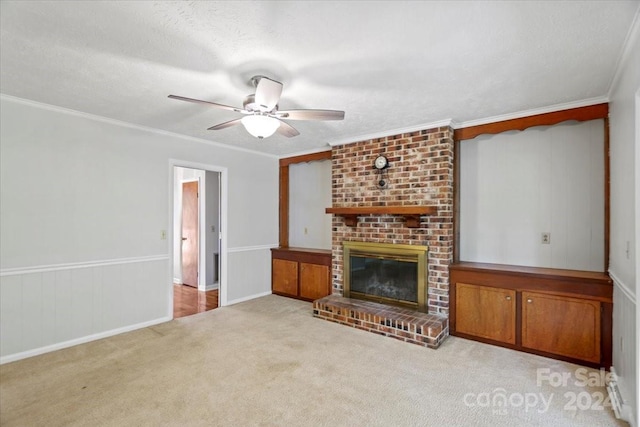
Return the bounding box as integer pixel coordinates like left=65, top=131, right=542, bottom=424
left=288, top=159, right=332, bottom=249
left=460, top=120, right=605, bottom=272
left=609, top=12, right=639, bottom=426
left=0, top=96, right=278, bottom=363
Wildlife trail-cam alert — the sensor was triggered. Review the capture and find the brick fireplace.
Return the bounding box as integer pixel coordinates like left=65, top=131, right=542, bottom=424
left=313, top=126, right=454, bottom=348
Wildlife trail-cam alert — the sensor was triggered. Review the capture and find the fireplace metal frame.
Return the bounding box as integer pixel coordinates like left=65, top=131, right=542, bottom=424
left=343, top=241, right=428, bottom=312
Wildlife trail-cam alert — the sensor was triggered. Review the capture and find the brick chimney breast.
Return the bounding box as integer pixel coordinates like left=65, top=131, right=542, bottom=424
left=330, top=127, right=454, bottom=315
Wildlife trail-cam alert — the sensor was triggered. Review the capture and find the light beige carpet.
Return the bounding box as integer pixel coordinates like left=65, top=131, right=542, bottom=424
left=0, top=295, right=627, bottom=427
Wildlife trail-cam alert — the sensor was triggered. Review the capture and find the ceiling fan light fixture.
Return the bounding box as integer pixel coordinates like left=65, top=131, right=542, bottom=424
left=241, top=114, right=280, bottom=138
left=169, top=76, right=343, bottom=139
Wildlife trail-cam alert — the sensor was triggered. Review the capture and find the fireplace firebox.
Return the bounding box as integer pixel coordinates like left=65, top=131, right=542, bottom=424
left=343, top=241, right=428, bottom=312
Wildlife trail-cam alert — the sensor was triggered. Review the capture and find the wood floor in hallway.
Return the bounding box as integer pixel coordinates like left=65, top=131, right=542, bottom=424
left=173, top=284, right=219, bottom=319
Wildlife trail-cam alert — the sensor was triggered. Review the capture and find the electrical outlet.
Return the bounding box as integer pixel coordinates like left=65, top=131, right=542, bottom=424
left=160, top=230, right=167, bottom=240
left=541, top=232, right=551, bottom=244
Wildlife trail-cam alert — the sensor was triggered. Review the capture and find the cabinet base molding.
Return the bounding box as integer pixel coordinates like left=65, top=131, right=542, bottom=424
left=450, top=262, right=613, bottom=369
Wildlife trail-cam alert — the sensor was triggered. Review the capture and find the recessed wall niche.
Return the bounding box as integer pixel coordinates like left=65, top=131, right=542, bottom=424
left=459, top=119, right=605, bottom=272
left=288, top=159, right=332, bottom=249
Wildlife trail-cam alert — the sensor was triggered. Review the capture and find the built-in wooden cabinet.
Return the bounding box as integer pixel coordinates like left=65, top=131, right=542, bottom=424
left=521, top=291, right=601, bottom=363
left=299, top=262, right=331, bottom=300
left=272, top=258, right=299, bottom=296
left=271, top=247, right=332, bottom=302
left=455, top=283, right=516, bottom=344
left=450, top=262, right=612, bottom=368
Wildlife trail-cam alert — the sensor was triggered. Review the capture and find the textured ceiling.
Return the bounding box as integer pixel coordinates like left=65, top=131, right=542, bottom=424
left=1, top=1, right=638, bottom=157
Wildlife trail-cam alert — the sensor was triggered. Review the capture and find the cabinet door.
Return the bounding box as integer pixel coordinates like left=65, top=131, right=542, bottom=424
left=299, top=262, right=330, bottom=300
left=522, top=292, right=600, bottom=363
left=456, top=282, right=516, bottom=344
left=272, top=259, right=299, bottom=296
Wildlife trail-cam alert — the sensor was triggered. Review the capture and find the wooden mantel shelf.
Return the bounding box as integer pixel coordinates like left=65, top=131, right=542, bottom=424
left=325, top=206, right=437, bottom=228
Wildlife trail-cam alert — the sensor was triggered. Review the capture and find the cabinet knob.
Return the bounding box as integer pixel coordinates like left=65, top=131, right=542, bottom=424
left=505, top=296, right=511, bottom=301
left=527, top=298, right=533, bottom=303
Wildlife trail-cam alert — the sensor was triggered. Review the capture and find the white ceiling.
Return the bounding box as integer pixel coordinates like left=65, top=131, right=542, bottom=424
left=1, top=1, right=639, bottom=157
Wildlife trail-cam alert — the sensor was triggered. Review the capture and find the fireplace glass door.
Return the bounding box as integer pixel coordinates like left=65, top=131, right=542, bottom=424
left=350, top=255, right=418, bottom=304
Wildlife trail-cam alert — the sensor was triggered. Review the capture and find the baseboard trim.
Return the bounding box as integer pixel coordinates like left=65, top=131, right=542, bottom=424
left=205, top=283, right=219, bottom=291
left=0, top=316, right=172, bottom=365
left=608, top=367, right=637, bottom=426
left=226, top=290, right=272, bottom=306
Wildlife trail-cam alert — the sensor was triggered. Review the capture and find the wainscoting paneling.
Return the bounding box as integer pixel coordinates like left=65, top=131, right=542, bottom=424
left=611, top=272, right=637, bottom=426
left=0, top=275, right=22, bottom=357
left=226, top=245, right=275, bottom=304
left=0, top=256, right=169, bottom=363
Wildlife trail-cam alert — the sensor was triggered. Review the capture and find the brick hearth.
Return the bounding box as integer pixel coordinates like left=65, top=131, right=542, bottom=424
left=313, top=295, right=448, bottom=349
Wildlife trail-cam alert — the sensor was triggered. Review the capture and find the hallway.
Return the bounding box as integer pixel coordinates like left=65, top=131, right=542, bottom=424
left=173, top=284, right=218, bottom=318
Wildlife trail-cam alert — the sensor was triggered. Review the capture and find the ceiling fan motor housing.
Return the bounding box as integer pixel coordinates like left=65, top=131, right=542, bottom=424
left=243, top=94, right=277, bottom=113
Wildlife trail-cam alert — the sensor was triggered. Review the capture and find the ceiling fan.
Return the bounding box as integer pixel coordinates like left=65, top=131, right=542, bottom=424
left=168, top=75, right=345, bottom=139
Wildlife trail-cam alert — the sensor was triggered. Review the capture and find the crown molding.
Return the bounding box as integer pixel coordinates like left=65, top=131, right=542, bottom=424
left=607, top=8, right=640, bottom=98
left=0, top=94, right=280, bottom=159
left=327, top=119, right=454, bottom=147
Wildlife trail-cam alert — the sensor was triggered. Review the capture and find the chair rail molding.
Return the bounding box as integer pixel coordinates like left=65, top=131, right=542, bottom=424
left=227, top=244, right=279, bottom=253
left=608, top=270, right=637, bottom=304
left=0, top=254, right=169, bottom=277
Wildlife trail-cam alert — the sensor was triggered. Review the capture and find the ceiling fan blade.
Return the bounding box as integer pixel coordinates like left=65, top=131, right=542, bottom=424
left=168, top=95, right=242, bottom=112
left=254, top=77, right=283, bottom=112
left=276, top=109, right=345, bottom=121
left=276, top=120, right=300, bottom=138
left=207, top=118, right=243, bottom=130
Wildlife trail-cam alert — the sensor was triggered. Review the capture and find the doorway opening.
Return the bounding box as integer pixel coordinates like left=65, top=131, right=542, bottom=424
left=171, top=164, right=224, bottom=318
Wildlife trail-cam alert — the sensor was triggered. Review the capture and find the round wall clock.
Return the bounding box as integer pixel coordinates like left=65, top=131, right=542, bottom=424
left=374, top=155, right=389, bottom=170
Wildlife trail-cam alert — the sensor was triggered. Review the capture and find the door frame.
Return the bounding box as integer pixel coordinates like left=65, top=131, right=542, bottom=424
left=169, top=159, right=228, bottom=315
